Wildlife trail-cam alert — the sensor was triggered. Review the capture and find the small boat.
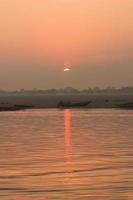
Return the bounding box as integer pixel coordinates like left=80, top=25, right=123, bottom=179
left=116, top=102, right=133, bottom=109
left=58, top=101, right=91, bottom=108
left=0, top=106, right=24, bottom=111
left=0, top=104, right=34, bottom=112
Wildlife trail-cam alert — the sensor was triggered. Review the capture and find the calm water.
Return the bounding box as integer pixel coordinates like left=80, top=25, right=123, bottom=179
left=0, top=109, right=133, bottom=200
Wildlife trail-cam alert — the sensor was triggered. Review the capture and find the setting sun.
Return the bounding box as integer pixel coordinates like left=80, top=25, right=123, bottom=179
left=64, top=68, right=70, bottom=72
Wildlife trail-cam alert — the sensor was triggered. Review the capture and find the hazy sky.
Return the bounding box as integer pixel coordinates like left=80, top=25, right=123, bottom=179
left=0, top=0, right=133, bottom=90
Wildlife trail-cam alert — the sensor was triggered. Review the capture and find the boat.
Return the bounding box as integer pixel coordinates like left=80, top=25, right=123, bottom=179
left=116, top=102, right=133, bottom=109
left=58, top=100, right=91, bottom=108
left=0, top=106, right=24, bottom=111
left=0, top=104, right=34, bottom=112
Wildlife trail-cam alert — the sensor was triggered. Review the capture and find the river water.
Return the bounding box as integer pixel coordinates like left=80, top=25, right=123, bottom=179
left=0, top=109, right=133, bottom=200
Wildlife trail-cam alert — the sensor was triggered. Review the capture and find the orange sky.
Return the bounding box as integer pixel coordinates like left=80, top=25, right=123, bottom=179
left=0, top=0, right=133, bottom=89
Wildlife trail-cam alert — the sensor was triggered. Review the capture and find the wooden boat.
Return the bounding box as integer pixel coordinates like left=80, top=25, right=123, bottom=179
left=116, top=102, right=133, bottom=109
left=0, top=104, right=34, bottom=112
left=0, top=106, right=24, bottom=111
left=58, top=101, right=91, bottom=108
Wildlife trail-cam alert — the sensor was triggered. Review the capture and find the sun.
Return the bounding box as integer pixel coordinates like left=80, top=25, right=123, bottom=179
left=64, top=68, right=70, bottom=72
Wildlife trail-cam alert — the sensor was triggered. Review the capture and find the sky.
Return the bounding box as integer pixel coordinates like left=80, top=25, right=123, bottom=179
left=0, top=0, right=133, bottom=90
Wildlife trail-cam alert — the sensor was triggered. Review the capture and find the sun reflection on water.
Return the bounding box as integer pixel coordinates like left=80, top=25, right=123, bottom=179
left=64, top=109, right=73, bottom=180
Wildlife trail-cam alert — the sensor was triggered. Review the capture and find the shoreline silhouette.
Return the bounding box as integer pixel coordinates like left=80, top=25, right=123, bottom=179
left=0, top=93, right=132, bottom=110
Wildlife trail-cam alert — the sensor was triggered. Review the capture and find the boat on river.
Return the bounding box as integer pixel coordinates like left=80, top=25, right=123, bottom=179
left=0, top=104, right=34, bottom=111
left=58, top=100, right=91, bottom=108
left=116, top=102, right=133, bottom=109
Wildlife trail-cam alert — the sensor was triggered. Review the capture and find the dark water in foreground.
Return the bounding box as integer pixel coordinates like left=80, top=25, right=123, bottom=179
left=0, top=109, right=133, bottom=200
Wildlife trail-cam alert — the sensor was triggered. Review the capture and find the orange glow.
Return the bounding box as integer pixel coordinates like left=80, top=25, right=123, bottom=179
left=64, top=109, right=71, bottom=148
left=0, top=0, right=133, bottom=67
left=64, top=109, right=73, bottom=178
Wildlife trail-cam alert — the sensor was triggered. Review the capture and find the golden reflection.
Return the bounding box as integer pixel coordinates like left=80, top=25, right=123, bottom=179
left=64, top=109, right=73, bottom=179
left=64, top=109, right=71, bottom=148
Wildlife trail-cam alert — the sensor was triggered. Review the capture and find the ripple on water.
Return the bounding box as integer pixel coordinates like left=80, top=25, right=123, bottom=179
left=0, top=109, right=133, bottom=199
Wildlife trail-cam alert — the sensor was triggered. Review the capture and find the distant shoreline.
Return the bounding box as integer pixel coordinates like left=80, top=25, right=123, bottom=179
left=0, top=94, right=133, bottom=109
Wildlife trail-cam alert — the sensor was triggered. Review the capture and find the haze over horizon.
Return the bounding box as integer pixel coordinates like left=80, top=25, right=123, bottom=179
left=0, top=0, right=133, bottom=90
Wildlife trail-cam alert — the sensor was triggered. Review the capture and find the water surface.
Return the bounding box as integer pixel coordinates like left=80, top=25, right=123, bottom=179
left=0, top=109, right=133, bottom=199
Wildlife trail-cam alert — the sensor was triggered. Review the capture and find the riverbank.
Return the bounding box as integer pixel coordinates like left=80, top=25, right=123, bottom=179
left=0, top=94, right=133, bottom=109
